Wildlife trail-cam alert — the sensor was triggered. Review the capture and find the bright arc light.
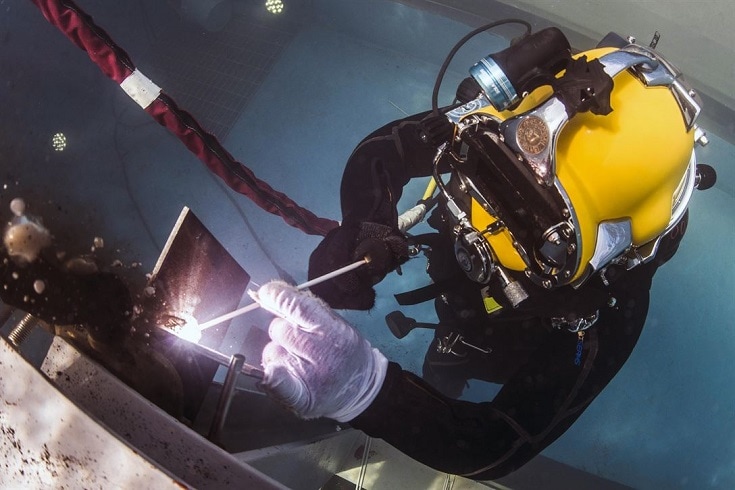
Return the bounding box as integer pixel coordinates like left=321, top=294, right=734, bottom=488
left=165, top=312, right=203, bottom=343
left=177, top=320, right=203, bottom=343
left=265, top=0, right=284, bottom=14
left=51, top=132, right=67, bottom=151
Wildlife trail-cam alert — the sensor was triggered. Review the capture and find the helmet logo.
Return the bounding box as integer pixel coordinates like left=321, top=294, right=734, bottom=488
left=516, top=116, right=549, bottom=155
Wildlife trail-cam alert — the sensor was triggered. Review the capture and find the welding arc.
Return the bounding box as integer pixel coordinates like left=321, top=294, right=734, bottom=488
left=197, top=257, right=370, bottom=331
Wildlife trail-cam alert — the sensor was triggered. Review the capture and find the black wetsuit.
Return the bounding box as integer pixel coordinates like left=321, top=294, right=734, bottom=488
left=329, top=112, right=685, bottom=480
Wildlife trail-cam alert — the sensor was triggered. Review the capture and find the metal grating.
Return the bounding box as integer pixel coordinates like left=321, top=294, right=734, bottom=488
left=152, top=13, right=300, bottom=140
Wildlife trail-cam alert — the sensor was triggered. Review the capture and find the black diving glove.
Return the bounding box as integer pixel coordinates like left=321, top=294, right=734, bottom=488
left=308, top=222, right=409, bottom=310
left=418, top=112, right=454, bottom=147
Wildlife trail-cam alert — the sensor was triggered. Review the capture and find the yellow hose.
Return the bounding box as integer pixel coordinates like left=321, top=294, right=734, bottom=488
left=421, top=177, right=437, bottom=201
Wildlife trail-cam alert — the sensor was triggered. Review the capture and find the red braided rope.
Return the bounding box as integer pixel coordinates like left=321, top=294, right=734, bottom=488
left=29, top=0, right=339, bottom=236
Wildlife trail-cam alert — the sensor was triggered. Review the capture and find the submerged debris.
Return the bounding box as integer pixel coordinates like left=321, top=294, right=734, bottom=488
left=64, top=256, right=99, bottom=275
left=3, top=198, right=52, bottom=264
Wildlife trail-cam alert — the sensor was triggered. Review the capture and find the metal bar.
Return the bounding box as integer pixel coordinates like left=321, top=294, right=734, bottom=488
left=208, top=354, right=245, bottom=443
left=182, top=338, right=265, bottom=381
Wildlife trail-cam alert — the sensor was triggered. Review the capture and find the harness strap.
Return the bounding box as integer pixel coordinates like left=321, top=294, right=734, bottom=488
left=394, top=280, right=452, bottom=306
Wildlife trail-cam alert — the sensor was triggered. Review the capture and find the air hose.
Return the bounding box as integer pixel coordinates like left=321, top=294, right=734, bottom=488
left=431, top=18, right=533, bottom=116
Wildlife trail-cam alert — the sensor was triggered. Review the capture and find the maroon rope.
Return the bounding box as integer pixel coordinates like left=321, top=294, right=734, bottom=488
left=29, top=0, right=339, bottom=237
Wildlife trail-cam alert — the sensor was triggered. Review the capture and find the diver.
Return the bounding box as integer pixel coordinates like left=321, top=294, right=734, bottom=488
left=252, top=26, right=716, bottom=479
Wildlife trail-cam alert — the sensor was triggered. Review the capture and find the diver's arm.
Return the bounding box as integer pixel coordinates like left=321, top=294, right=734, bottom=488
left=339, top=110, right=444, bottom=225
left=256, top=263, right=652, bottom=479
left=350, top=332, right=623, bottom=480
left=308, top=110, right=446, bottom=309
left=350, top=263, right=655, bottom=480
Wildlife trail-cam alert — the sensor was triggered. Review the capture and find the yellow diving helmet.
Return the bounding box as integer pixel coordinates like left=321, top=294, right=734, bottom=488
left=435, top=28, right=711, bottom=306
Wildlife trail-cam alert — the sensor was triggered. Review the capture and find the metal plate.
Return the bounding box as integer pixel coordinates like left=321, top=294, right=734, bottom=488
left=142, top=207, right=250, bottom=422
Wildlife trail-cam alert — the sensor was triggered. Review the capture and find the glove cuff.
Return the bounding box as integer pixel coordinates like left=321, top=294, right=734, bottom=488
left=330, top=348, right=389, bottom=423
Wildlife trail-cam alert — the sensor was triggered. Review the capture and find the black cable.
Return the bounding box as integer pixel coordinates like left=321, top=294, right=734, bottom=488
left=112, top=99, right=162, bottom=253
left=431, top=19, right=533, bottom=116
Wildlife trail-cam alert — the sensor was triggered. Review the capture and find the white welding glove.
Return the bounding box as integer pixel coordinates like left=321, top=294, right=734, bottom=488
left=252, top=280, right=388, bottom=422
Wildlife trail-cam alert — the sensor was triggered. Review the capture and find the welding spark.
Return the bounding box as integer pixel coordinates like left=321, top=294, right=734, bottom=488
left=161, top=312, right=203, bottom=343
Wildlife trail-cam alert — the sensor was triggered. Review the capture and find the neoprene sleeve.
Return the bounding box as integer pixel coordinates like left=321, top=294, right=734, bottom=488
left=351, top=262, right=655, bottom=480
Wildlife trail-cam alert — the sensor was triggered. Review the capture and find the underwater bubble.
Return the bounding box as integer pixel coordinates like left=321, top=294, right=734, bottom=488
left=33, top=279, right=46, bottom=294
left=9, top=197, right=25, bottom=217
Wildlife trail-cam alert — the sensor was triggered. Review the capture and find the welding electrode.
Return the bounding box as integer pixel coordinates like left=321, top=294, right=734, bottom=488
left=196, top=256, right=371, bottom=331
